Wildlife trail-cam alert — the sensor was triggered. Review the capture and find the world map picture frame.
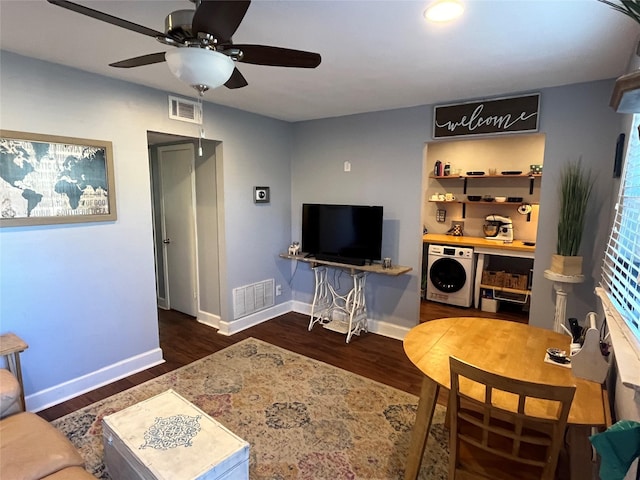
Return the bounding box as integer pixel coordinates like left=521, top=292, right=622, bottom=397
left=0, top=130, right=117, bottom=227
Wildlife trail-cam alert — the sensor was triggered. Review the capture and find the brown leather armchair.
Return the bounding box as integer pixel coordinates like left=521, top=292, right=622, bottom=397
left=0, top=368, right=96, bottom=479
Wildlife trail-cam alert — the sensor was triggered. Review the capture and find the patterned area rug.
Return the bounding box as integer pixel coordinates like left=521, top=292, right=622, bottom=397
left=52, top=338, right=448, bottom=479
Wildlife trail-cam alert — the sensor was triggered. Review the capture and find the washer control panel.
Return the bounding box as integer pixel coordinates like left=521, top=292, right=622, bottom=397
left=428, top=244, right=474, bottom=258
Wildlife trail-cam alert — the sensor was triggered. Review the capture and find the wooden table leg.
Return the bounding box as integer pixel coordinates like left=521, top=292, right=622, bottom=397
left=405, top=377, right=440, bottom=480
left=567, top=425, right=598, bottom=480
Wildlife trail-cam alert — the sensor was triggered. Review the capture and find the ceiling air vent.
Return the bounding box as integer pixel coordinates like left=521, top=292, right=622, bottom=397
left=168, top=95, right=202, bottom=124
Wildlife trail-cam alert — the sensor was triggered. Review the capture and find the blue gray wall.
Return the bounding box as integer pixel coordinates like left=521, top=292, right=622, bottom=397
left=290, top=81, right=621, bottom=334
left=0, top=52, right=293, bottom=410
left=0, top=49, right=622, bottom=410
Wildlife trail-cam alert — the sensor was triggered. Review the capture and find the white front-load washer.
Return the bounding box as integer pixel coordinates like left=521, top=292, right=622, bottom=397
left=426, top=244, right=476, bottom=307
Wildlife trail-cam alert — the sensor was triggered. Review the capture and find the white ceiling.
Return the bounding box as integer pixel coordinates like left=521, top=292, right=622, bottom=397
left=1, top=0, right=638, bottom=122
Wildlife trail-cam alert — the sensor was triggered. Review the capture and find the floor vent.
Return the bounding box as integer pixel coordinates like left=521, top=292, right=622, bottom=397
left=233, top=279, right=275, bottom=319
left=168, top=95, right=202, bottom=124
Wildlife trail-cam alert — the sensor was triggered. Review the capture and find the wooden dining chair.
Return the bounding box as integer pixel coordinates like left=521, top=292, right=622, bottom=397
left=448, top=356, right=576, bottom=480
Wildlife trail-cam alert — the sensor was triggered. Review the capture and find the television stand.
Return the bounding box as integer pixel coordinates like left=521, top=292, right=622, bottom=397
left=308, top=266, right=368, bottom=343
left=279, top=253, right=412, bottom=343
left=314, top=254, right=366, bottom=266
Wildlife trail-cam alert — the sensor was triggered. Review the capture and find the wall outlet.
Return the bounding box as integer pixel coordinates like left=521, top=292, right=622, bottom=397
left=275, top=284, right=282, bottom=296
left=343, top=161, right=351, bottom=172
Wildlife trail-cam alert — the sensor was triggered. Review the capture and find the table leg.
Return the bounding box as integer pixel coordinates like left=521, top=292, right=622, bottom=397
left=309, top=267, right=331, bottom=331
left=567, top=425, right=598, bottom=480
left=405, top=377, right=440, bottom=480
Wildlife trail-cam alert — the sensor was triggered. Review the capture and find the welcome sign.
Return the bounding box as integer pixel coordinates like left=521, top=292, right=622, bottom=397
left=433, top=93, right=540, bottom=139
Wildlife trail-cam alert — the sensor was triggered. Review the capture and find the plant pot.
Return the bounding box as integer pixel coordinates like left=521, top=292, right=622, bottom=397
left=550, top=254, right=583, bottom=276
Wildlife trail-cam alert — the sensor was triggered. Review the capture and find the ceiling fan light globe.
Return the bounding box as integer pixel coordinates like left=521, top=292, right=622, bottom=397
left=424, top=0, right=464, bottom=22
left=165, top=48, right=234, bottom=91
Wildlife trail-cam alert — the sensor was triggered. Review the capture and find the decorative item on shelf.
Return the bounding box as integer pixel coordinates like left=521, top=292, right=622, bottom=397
left=288, top=242, right=300, bottom=255
left=467, top=195, right=481, bottom=202
left=495, top=196, right=506, bottom=203
left=530, top=164, right=543, bottom=174
left=517, top=203, right=532, bottom=215
left=507, top=196, right=524, bottom=203
left=434, top=160, right=443, bottom=176
left=447, top=223, right=464, bottom=236
left=550, top=159, right=595, bottom=276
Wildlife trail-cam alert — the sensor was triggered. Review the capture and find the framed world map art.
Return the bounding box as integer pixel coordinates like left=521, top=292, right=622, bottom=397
left=0, top=130, right=117, bottom=227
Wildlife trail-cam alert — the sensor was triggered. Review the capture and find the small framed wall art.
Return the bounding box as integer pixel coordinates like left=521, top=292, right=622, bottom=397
left=0, top=130, right=117, bottom=227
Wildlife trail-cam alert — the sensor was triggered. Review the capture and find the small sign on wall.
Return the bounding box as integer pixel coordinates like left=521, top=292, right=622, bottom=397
left=433, top=93, right=540, bottom=139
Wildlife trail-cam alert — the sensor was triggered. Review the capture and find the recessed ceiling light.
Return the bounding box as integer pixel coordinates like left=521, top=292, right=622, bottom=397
left=424, top=0, right=464, bottom=22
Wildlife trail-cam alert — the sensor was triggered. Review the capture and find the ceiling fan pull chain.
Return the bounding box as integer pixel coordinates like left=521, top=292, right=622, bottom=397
left=198, top=95, right=204, bottom=157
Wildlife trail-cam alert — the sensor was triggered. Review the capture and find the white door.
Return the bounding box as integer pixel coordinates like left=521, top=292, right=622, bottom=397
left=159, top=144, right=197, bottom=316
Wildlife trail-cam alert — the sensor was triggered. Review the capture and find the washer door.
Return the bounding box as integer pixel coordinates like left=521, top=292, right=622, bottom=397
left=429, top=257, right=467, bottom=293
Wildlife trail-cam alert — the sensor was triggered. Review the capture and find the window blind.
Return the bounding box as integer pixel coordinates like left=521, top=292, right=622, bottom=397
left=601, top=114, right=640, bottom=343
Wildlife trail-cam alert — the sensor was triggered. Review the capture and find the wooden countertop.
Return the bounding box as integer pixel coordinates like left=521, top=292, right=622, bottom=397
left=423, top=233, right=535, bottom=254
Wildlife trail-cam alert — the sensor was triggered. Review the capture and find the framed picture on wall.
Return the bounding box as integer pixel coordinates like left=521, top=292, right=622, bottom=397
left=0, top=130, right=117, bottom=227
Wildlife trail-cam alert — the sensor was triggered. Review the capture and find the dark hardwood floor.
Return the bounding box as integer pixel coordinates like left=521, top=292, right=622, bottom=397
left=38, top=299, right=527, bottom=422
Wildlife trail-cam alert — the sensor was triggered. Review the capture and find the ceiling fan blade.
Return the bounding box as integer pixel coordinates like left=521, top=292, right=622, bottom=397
left=109, top=52, right=167, bottom=69
left=232, top=45, right=321, bottom=68
left=47, top=0, right=170, bottom=40
left=192, top=0, right=251, bottom=43
left=225, top=68, right=248, bottom=89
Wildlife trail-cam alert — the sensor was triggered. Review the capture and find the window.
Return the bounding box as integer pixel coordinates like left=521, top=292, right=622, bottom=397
left=601, top=114, right=640, bottom=346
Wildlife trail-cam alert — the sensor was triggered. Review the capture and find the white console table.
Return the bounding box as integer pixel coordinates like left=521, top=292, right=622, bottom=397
left=279, top=253, right=412, bottom=343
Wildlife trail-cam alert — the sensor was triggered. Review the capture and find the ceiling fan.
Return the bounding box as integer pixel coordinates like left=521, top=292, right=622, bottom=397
left=46, top=0, right=322, bottom=94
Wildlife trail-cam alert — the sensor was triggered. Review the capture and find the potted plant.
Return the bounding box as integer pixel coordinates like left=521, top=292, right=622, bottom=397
left=550, top=160, right=595, bottom=276
left=597, top=0, right=640, bottom=24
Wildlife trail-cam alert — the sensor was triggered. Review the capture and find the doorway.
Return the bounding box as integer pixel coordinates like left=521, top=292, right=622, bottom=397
left=148, top=131, right=222, bottom=324
left=158, top=143, right=198, bottom=316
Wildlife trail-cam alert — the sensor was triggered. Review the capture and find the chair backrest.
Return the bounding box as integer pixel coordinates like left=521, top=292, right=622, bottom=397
left=448, top=356, right=576, bottom=480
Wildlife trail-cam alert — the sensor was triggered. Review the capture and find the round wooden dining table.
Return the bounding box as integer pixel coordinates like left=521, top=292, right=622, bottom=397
left=402, top=317, right=608, bottom=480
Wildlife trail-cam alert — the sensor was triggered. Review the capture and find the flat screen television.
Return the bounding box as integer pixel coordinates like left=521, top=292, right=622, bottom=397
left=301, top=203, right=383, bottom=266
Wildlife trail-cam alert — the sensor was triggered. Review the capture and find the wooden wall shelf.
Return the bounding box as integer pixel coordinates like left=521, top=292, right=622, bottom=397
left=611, top=70, right=640, bottom=113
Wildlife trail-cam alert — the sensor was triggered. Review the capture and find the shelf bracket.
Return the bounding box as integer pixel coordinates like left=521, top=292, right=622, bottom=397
left=529, top=176, right=534, bottom=195
left=463, top=177, right=468, bottom=194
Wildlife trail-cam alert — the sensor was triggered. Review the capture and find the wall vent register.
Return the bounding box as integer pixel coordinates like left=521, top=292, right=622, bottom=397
left=168, top=95, right=202, bottom=124
left=233, top=279, right=275, bottom=319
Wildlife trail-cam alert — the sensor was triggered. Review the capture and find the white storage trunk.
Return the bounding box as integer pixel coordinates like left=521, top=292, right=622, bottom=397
left=102, top=389, right=249, bottom=480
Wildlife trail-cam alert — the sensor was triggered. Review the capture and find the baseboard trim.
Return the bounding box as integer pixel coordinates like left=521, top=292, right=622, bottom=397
left=197, top=310, right=221, bottom=329
left=217, top=301, right=294, bottom=336
left=291, top=301, right=411, bottom=340
left=27, top=305, right=412, bottom=411
left=26, top=348, right=165, bottom=413
left=368, top=319, right=411, bottom=341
